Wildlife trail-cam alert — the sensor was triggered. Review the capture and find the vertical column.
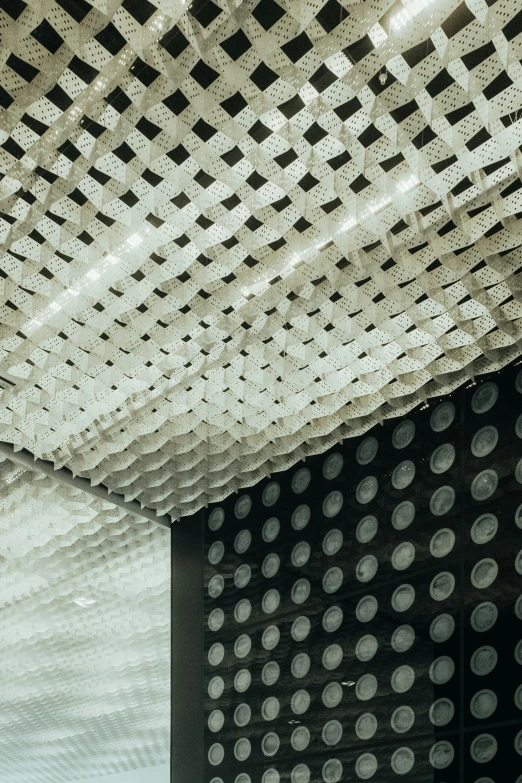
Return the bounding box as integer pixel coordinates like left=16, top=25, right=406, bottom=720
left=171, top=513, right=204, bottom=783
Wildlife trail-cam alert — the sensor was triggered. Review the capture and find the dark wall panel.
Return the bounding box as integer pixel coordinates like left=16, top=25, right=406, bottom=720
left=201, top=365, right=522, bottom=783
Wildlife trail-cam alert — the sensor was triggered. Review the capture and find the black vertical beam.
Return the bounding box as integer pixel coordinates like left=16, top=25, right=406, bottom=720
left=171, top=513, right=204, bottom=783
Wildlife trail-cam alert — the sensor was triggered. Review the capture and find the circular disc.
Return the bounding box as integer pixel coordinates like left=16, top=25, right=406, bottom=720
left=356, top=595, right=378, bottom=622
left=471, top=602, right=498, bottom=632
left=429, top=698, right=454, bottom=726
left=291, top=578, right=310, bottom=604
left=292, top=505, right=311, bottom=530
left=208, top=507, right=225, bottom=531
left=262, top=481, right=280, bottom=507
left=430, top=401, right=456, bottom=432
left=470, top=646, right=497, bottom=676
left=470, top=734, right=497, bottom=763
left=357, top=436, right=378, bottom=465
left=356, top=476, right=378, bottom=504
left=392, top=460, right=415, bottom=490
left=430, top=443, right=456, bottom=474
left=430, top=486, right=456, bottom=516
left=392, top=501, right=415, bottom=530
left=391, top=624, right=415, bottom=653
left=357, top=515, right=378, bottom=543
left=291, top=616, right=311, bottom=642
left=322, top=644, right=343, bottom=670
left=323, top=452, right=343, bottom=479
left=262, top=625, right=281, bottom=651
left=430, top=613, right=455, bottom=642
left=323, top=567, right=343, bottom=594
left=429, top=740, right=454, bottom=769
left=471, top=514, right=498, bottom=545
left=471, top=470, right=498, bottom=501
left=391, top=706, right=414, bottom=734
left=292, top=468, right=311, bottom=494
left=262, top=517, right=280, bottom=542
left=208, top=541, right=225, bottom=564
left=391, top=584, right=415, bottom=613
left=355, top=673, right=377, bottom=701
left=429, top=656, right=455, bottom=685
left=356, top=712, right=377, bottom=740
left=234, top=495, right=251, bottom=519
left=322, top=682, right=343, bottom=708
left=471, top=426, right=498, bottom=458
left=392, top=420, right=415, bottom=449
left=471, top=383, right=498, bottom=414
left=323, top=491, right=344, bottom=518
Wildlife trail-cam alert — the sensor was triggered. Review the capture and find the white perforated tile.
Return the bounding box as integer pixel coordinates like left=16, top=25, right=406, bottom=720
left=0, top=455, right=170, bottom=783
left=1, top=0, right=522, bottom=523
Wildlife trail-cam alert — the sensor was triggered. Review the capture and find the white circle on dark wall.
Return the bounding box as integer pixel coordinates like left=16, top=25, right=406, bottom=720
left=234, top=495, right=251, bottom=519
left=356, top=713, right=377, bottom=740
left=430, top=401, right=456, bottom=432
left=471, top=558, right=498, bottom=589
left=291, top=689, right=310, bottom=715
left=291, top=616, right=311, bottom=642
left=515, top=729, right=522, bottom=755
left=391, top=584, right=415, bottom=613
left=234, top=738, right=251, bottom=762
left=516, top=638, right=522, bottom=664
left=391, top=747, right=415, bottom=774
left=429, top=698, right=454, bottom=726
left=322, top=644, right=343, bottom=670
left=262, top=733, right=280, bottom=757
left=356, top=476, right=378, bottom=504
left=208, top=676, right=224, bottom=699
left=208, top=643, right=224, bottom=666
left=292, top=505, right=311, bottom=530
left=291, top=765, right=310, bottom=783
left=471, top=514, right=498, bottom=544
left=323, top=452, right=344, bottom=479
left=391, top=625, right=415, bottom=653
left=292, top=652, right=311, bottom=678
left=262, top=661, right=280, bottom=686
left=322, top=759, right=343, bottom=783
left=234, top=529, right=251, bottom=554
left=262, top=553, right=280, bottom=579
left=234, top=634, right=251, bottom=659
left=291, top=726, right=310, bottom=751
left=429, top=656, right=455, bottom=685
left=470, top=646, right=498, bottom=676
left=356, top=595, right=378, bottom=623
left=471, top=602, right=498, bottom=632
left=322, top=720, right=342, bottom=746
left=392, top=501, right=415, bottom=530
left=391, top=460, right=415, bottom=490
left=322, top=682, right=343, bottom=708
left=208, top=743, right=224, bottom=766
left=208, top=541, right=224, bottom=565
left=357, top=515, right=378, bottom=543
left=292, top=468, right=311, bottom=494
left=516, top=368, right=522, bottom=394
left=471, top=426, right=499, bottom=458
left=429, top=740, right=454, bottom=769
left=430, top=613, right=455, bottom=643
left=430, top=486, right=456, bottom=516
left=291, top=541, right=311, bottom=567
left=516, top=413, right=522, bottom=439
left=234, top=669, right=251, bottom=693
left=262, top=589, right=280, bottom=613
left=430, top=528, right=455, bottom=558
left=356, top=436, right=378, bottom=465
left=391, top=665, right=415, bottom=693
left=236, top=774, right=250, bottom=783
left=430, top=443, right=456, bottom=474
left=355, top=634, right=378, bottom=661
left=471, top=470, right=498, bottom=501
left=234, top=563, right=251, bottom=588
left=355, top=752, right=377, bottom=779
left=515, top=505, right=522, bottom=529
left=470, top=689, right=497, bottom=719
left=208, top=507, right=224, bottom=531
left=323, top=606, right=343, bottom=633
left=234, top=703, right=251, bottom=727
left=234, top=599, right=251, bottom=623
left=292, top=578, right=310, bottom=604
left=391, top=706, right=414, bottom=734
left=263, top=770, right=280, bottom=783
left=470, top=734, right=497, bottom=763
left=323, top=567, right=343, bottom=594
left=430, top=571, right=455, bottom=601
left=208, top=608, right=224, bottom=632
left=323, top=528, right=343, bottom=555
left=262, top=696, right=280, bottom=721
left=471, top=382, right=498, bottom=414
left=323, top=491, right=344, bottom=518
left=392, top=419, right=415, bottom=449
left=355, top=673, right=377, bottom=701
left=208, top=709, right=224, bottom=733
left=208, top=575, right=224, bottom=599
left=263, top=517, right=280, bottom=542
left=391, top=542, right=415, bottom=571
left=262, top=481, right=280, bottom=507
left=356, top=555, right=378, bottom=582
left=262, top=625, right=280, bottom=651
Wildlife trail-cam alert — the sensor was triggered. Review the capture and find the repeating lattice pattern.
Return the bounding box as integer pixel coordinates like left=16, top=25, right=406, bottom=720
left=204, top=366, right=522, bottom=783
left=2, top=0, right=522, bottom=519
left=0, top=455, right=170, bottom=783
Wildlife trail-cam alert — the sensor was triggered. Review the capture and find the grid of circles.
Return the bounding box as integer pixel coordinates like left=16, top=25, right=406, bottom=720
left=204, top=364, right=522, bottom=783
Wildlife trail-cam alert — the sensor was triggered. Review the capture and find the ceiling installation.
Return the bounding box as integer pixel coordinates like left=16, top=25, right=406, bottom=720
left=0, top=453, right=170, bottom=783
left=1, top=0, right=522, bottom=522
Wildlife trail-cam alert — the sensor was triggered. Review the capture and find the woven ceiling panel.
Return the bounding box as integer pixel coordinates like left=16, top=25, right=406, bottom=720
left=0, top=455, right=170, bottom=782
left=1, top=0, right=522, bottom=518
